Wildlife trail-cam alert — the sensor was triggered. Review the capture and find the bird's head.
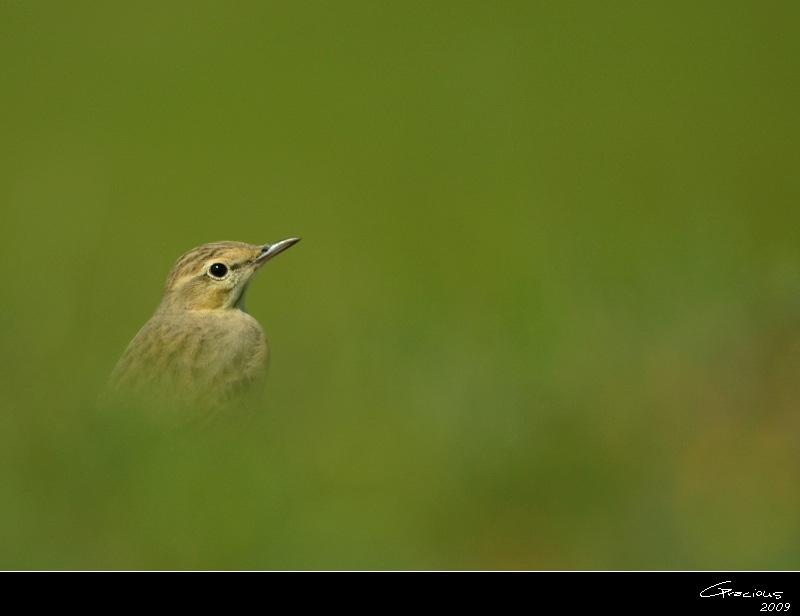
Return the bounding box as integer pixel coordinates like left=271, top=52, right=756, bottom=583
left=157, top=239, right=300, bottom=312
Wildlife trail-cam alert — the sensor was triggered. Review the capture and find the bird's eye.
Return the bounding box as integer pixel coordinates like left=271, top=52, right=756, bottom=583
left=208, top=263, right=229, bottom=279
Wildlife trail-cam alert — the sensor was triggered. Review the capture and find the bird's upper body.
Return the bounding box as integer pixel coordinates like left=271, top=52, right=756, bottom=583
left=108, top=239, right=299, bottom=423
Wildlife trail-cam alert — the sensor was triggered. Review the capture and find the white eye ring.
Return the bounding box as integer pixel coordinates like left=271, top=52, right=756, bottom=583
left=208, top=262, right=229, bottom=279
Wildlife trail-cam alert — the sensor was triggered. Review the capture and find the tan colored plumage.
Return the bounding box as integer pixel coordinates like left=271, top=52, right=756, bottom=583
left=108, top=239, right=299, bottom=423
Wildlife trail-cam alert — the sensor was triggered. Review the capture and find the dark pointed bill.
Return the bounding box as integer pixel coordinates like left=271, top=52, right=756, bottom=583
left=255, top=238, right=301, bottom=266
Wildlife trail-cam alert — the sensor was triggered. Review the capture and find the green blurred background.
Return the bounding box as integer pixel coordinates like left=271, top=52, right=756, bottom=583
left=1, top=2, right=799, bottom=569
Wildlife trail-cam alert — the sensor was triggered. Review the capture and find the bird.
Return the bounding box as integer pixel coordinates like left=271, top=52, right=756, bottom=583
left=107, top=238, right=300, bottom=424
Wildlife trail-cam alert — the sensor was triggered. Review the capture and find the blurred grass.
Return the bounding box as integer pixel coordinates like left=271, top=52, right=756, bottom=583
left=1, top=2, right=799, bottom=569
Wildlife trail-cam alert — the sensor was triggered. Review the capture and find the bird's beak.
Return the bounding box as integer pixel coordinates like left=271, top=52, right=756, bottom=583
left=254, top=237, right=301, bottom=267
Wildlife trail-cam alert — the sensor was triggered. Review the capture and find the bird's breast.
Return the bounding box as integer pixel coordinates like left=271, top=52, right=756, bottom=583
left=109, top=309, right=269, bottom=414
